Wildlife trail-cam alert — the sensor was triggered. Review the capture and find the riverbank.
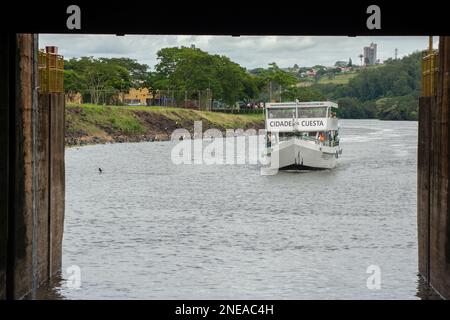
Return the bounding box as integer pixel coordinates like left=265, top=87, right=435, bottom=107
left=65, top=104, right=265, bottom=147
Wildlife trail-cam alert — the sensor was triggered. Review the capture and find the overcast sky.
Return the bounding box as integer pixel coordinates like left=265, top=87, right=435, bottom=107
left=39, top=34, right=433, bottom=70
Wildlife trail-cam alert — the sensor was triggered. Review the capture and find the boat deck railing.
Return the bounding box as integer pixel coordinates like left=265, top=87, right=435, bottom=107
left=278, top=135, right=340, bottom=147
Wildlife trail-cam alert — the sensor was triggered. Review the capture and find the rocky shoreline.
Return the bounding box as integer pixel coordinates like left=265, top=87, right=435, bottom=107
left=65, top=105, right=265, bottom=147
left=65, top=129, right=173, bottom=147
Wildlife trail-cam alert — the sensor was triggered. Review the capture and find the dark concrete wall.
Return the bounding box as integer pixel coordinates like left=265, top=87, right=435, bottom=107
left=12, top=33, right=35, bottom=299
left=0, top=34, right=10, bottom=300
left=0, top=34, right=65, bottom=299
left=49, top=94, right=65, bottom=276
left=418, top=36, right=450, bottom=299
left=418, top=96, right=432, bottom=282
left=35, top=93, right=65, bottom=283
left=36, top=94, right=50, bottom=285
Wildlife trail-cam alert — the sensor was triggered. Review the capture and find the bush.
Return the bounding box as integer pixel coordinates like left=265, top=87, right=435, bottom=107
left=375, top=95, right=418, bottom=120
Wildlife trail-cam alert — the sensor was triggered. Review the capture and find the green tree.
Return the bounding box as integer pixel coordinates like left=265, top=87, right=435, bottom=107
left=151, top=46, right=258, bottom=105
left=282, top=87, right=325, bottom=102
left=337, top=97, right=366, bottom=118
left=64, top=57, right=134, bottom=104
left=254, top=62, right=298, bottom=88
left=311, top=51, right=422, bottom=120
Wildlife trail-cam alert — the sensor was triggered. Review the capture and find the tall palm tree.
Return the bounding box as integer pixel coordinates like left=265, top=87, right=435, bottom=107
left=359, top=54, right=364, bottom=66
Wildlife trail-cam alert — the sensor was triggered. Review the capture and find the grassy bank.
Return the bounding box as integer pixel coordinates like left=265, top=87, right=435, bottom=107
left=65, top=104, right=265, bottom=146
left=317, top=72, right=357, bottom=85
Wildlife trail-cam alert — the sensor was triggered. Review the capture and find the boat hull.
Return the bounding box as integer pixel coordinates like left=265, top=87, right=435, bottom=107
left=269, top=138, right=340, bottom=170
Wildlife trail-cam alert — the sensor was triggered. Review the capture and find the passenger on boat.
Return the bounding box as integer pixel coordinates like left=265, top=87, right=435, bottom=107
left=319, top=133, right=325, bottom=145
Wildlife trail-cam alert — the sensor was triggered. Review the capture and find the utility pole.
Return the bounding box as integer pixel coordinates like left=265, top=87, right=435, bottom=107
left=207, top=88, right=211, bottom=111
left=208, top=81, right=211, bottom=111
left=269, top=81, right=272, bottom=102
left=166, top=88, right=169, bottom=107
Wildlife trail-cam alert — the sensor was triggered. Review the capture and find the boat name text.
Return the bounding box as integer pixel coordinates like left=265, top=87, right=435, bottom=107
left=269, top=120, right=324, bottom=127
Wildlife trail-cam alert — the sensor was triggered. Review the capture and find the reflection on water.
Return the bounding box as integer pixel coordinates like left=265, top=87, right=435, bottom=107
left=38, top=119, right=441, bottom=299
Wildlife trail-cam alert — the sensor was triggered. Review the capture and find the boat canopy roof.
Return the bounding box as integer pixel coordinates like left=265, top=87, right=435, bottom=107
left=266, top=101, right=338, bottom=109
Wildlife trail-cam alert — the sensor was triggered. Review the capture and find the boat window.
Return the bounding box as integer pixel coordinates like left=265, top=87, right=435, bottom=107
left=297, top=107, right=327, bottom=118
left=329, top=108, right=338, bottom=118
left=267, top=108, right=295, bottom=119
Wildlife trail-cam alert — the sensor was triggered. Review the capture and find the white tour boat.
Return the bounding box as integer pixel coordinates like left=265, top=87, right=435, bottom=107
left=264, top=101, right=342, bottom=170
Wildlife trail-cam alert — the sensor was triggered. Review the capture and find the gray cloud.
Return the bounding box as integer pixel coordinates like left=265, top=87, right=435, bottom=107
left=39, top=34, right=431, bottom=70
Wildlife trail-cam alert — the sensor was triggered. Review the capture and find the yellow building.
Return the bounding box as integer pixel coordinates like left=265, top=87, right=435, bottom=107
left=65, top=92, right=83, bottom=104
left=121, top=88, right=153, bottom=106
